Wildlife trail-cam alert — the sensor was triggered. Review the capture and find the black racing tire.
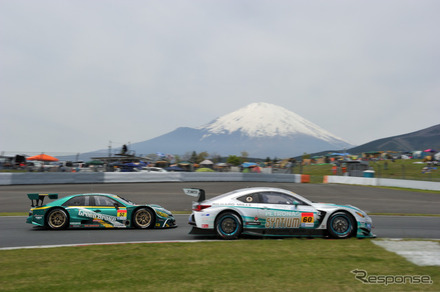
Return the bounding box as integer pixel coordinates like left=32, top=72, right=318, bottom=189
left=327, top=212, right=356, bottom=239
left=46, top=208, right=69, bottom=230
left=132, top=208, right=155, bottom=229
left=215, top=212, right=242, bottom=240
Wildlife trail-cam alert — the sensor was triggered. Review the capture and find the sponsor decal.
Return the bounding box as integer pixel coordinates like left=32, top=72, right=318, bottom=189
left=78, top=209, right=118, bottom=223
left=93, top=218, right=114, bottom=228
left=202, top=224, right=209, bottom=228
left=156, top=211, right=169, bottom=217
left=263, top=211, right=316, bottom=228
left=264, top=211, right=318, bottom=228
left=212, top=202, right=245, bottom=206
left=236, top=203, right=251, bottom=207
left=183, top=188, right=200, bottom=197
left=265, top=217, right=301, bottom=228
left=265, top=210, right=300, bottom=217
left=245, top=216, right=262, bottom=226
left=77, top=209, right=126, bottom=227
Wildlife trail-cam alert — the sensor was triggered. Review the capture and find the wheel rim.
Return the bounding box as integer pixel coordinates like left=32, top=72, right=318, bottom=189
left=48, top=210, right=66, bottom=228
left=135, top=210, right=152, bottom=228
left=219, top=216, right=238, bottom=235
left=331, top=216, right=350, bottom=235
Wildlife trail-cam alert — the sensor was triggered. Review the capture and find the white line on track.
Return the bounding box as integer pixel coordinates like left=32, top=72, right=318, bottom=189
left=0, top=239, right=223, bottom=251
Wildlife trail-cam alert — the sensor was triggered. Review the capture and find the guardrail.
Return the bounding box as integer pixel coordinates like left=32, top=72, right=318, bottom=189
left=0, top=172, right=306, bottom=185
left=324, top=175, right=440, bottom=191
left=2, top=172, right=438, bottom=191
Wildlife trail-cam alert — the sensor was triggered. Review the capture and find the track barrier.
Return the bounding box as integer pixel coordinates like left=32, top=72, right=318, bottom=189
left=0, top=172, right=302, bottom=185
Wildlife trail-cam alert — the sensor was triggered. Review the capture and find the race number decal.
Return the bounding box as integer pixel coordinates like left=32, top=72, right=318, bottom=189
left=301, top=212, right=314, bottom=227
left=117, top=209, right=127, bottom=220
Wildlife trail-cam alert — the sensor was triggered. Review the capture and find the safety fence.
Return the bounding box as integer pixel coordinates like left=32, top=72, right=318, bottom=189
left=0, top=172, right=306, bottom=185
left=3, top=171, right=437, bottom=191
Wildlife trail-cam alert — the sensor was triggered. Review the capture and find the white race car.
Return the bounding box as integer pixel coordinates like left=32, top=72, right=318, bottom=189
left=184, top=187, right=375, bottom=240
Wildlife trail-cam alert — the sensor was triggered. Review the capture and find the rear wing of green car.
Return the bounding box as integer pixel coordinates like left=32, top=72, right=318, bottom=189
left=27, top=193, right=58, bottom=207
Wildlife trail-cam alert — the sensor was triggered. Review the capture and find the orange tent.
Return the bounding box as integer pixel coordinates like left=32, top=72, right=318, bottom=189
left=27, top=154, right=59, bottom=162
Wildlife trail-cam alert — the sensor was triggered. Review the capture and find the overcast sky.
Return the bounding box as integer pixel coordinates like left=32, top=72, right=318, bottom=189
left=1, top=0, right=439, bottom=155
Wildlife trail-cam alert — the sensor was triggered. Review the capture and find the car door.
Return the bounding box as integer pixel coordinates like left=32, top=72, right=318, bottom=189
left=63, top=195, right=124, bottom=228
left=236, top=192, right=266, bottom=229
left=62, top=195, right=89, bottom=227
left=259, top=191, right=318, bottom=229
left=88, top=195, right=126, bottom=228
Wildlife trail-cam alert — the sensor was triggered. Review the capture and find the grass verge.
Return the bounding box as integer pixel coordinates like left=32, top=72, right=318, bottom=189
left=298, top=159, right=440, bottom=182
left=0, top=212, right=28, bottom=216
left=0, top=239, right=438, bottom=291
left=363, top=185, right=440, bottom=194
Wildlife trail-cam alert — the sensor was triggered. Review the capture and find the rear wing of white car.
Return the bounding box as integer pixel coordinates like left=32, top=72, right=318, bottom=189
left=27, top=193, right=58, bottom=207
left=183, top=188, right=206, bottom=202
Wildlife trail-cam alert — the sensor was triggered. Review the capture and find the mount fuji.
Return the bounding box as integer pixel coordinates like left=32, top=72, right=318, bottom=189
left=129, top=102, right=353, bottom=158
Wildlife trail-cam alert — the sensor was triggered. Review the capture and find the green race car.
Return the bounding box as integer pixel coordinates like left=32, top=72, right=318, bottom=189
left=26, top=193, right=176, bottom=230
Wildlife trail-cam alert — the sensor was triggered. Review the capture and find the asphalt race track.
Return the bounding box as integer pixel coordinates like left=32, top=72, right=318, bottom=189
left=1, top=214, right=440, bottom=249
left=1, top=182, right=439, bottom=249
left=2, top=182, right=440, bottom=214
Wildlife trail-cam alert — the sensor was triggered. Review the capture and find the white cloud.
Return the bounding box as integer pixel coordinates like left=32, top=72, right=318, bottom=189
left=1, top=0, right=439, bottom=154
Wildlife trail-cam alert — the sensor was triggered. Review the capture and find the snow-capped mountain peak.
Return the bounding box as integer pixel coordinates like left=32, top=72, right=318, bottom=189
left=102, top=102, right=353, bottom=158
left=200, top=102, right=346, bottom=143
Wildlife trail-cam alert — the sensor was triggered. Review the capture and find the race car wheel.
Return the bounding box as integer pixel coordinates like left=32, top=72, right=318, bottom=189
left=215, top=212, right=242, bottom=240
left=46, top=208, right=69, bottom=230
left=133, top=208, right=155, bottom=229
left=327, top=212, right=356, bottom=239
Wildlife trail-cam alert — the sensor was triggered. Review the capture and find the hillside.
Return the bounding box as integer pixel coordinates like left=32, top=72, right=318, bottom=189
left=348, top=124, right=440, bottom=154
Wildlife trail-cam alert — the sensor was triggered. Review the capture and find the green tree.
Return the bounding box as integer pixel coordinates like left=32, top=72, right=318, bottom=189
left=196, top=151, right=209, bottom=164
left=265, top=157, right=272, bottom=166
left=190, top=151, right=198, bottom=164
left=210, top=153, right=222, bottom=164
left=302, top=152, right=310, bottom=160
left=227, top=155, right=242, bottom=166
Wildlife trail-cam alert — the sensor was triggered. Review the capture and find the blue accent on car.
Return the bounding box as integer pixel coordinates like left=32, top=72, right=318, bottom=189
left=218, top=215, right=240, bottom=235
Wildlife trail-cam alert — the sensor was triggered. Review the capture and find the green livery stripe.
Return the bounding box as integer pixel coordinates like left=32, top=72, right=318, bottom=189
left=325, top=204, right=360, bottom=212
left=218, top=205, right=314, bottom=213
left=32, top=206, right=50, bottom=210
left=66, top=206, right=124, bottom=209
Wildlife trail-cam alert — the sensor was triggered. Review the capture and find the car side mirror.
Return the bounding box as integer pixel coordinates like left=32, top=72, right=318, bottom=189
left=114, top=203, right=119, bottom=210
